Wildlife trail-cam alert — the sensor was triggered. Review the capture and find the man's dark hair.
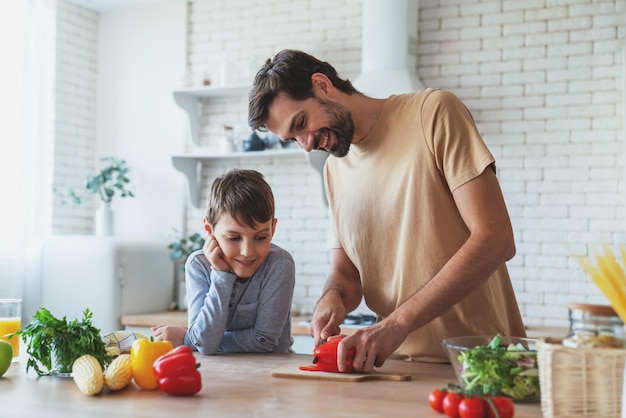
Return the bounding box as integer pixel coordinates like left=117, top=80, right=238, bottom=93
left=248, top=49, right=359, bottom=131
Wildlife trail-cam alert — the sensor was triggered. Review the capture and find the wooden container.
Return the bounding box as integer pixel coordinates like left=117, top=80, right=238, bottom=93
left=537, top=339, right=626, bottom=418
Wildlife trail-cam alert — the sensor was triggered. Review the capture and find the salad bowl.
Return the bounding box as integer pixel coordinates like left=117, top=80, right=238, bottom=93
left=441, top=334, right=540, bottom=403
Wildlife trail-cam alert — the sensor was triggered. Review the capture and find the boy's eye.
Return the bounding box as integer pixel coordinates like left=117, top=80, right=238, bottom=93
left=227, top=236, right=241, bottom=241
left=256, top=236, right=268, bottom=241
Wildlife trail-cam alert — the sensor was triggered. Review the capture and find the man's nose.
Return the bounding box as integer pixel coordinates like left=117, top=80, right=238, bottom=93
left=295, top=133, right=315, bottom=152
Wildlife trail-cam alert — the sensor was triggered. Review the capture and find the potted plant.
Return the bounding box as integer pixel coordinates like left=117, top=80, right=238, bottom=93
left=55, top=156, right=135, bottom=236
left=168, top=231, right=205, bottom=270
left=168, top=231, right=205, bottom=310
left=84, top=156, right=135, bottom=204
left=12, top=308, right=111, bottom=377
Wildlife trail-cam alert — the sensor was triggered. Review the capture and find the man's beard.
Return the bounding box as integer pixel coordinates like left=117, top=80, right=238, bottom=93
left=315, top=98, right=354, bottom=158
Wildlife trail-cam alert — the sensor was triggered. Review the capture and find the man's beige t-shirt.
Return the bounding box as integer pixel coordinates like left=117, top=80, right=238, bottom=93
left=324, top=89, right=525, bottom=362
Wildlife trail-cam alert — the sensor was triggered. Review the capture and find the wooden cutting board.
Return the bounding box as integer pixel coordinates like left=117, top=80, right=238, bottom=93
left=270, top=364, right=412, bottom=382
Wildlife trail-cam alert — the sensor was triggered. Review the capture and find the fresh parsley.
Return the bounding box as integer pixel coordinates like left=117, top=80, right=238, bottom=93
left=13, top=307, right=111, bottom=376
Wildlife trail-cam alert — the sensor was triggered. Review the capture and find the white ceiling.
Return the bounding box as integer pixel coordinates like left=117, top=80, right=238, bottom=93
left=66, top=0, right=182, bottom=12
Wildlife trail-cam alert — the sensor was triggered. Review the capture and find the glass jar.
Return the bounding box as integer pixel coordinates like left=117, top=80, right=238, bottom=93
left=562, top=303, right=625, bottom=348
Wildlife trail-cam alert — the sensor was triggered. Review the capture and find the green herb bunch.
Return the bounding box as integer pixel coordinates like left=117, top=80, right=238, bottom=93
left=13, top=308, right=111, bottom=376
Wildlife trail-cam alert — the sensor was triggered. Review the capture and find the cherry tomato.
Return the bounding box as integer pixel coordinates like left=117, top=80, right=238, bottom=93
left=442, top=391, right=463, bottom=418
left=458, top=396, right=486, bottom=418
left=486, top=396, right=515, bottom=418
left=428, top=388, right=447, bottom=413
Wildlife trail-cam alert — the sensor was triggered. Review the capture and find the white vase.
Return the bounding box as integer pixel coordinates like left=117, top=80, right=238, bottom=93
left=95, top=202, right=114, bottom=236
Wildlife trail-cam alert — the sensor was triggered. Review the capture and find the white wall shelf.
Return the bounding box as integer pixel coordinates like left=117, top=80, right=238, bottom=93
left=172, top=149, right=305, bottom=207
left=171, top=84, right=327, bottom=208
left=173, top=83, right=251, bottom=146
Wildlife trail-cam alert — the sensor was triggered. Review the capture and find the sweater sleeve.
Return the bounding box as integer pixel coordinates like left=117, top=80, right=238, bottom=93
left=183, top=250, right=238, bottom=354
left=218, top=249, right=295, bottom=352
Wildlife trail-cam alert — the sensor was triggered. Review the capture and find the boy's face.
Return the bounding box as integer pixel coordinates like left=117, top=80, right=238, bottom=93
left=206, top=212, right=276, bottom=278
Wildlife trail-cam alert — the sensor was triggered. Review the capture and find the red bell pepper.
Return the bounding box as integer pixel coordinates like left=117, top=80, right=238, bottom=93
left=153, top=345, right=202, bottom=396
left=299, top=337, right=356, bottom=373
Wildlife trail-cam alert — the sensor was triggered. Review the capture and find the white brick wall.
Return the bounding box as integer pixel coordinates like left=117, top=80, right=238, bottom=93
left=184, top=0, right=363, bottom=313
left=183, top=0, right=626, bottom=326
left=52, top=1, right=99, bottom=234
left=49, top=0, right=625, bottom=328
left=417, top=0, right=625, bottom=327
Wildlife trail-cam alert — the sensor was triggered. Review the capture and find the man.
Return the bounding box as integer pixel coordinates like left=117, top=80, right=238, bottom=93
left=248, top=49, right=525, bottom=372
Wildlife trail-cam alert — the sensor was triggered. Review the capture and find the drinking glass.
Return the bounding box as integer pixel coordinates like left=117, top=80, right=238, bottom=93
left=0, top=299, right=21, bottom=362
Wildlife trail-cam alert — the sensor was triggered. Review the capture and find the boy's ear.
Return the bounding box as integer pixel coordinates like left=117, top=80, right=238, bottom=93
left=203, top=217, right=213, bottom=235
left=271, top=218, right=278, bottom=236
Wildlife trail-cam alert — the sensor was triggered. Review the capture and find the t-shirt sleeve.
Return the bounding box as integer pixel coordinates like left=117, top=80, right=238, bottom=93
left=420, top=89, right=495, bottom=192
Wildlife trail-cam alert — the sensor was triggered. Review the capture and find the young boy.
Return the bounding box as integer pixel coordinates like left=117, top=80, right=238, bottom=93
left=152, top=169, right=295, bottom=354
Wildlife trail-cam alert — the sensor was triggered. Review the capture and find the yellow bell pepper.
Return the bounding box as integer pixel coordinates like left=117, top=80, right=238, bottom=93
left=130, top=338, right=173, bottom=390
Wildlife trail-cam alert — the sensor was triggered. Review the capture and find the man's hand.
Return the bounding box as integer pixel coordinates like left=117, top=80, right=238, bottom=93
left=336, top=319, right=408, bottom=373
left=203, top=235, right=232, bottom=273
left=309, top=248, right=364, bottom=346
left=308, top=290, right=346, bottom=346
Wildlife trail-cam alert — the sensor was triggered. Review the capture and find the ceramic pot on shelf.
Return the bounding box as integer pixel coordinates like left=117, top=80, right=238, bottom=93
left=243, top=131, right=265, bottom=152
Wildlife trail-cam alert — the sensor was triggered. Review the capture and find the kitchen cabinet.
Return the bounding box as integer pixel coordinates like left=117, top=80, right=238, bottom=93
left=172, top=84, right=308, bottom=207
left=40, top=236, right=174, bottom=334
left=120, top=311, right=571, bottom=356
left=120, top=311, right=333, bottom=354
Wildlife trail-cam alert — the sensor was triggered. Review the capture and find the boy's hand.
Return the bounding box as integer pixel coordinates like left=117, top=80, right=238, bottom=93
left=151, top=325, right=186, bottom=347
left=204, top=235, right=232, bottom=273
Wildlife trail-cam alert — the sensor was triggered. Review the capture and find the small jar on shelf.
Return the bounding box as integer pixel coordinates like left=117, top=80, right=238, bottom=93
left=219, top=125, right=237, bottom=153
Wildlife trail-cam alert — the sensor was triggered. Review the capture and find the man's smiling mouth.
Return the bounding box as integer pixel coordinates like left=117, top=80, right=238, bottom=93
left=317, top=130, right=330, bottom=151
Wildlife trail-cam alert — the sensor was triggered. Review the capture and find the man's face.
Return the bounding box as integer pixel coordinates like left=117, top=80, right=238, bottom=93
left=265, top=92, right=354, bottom=157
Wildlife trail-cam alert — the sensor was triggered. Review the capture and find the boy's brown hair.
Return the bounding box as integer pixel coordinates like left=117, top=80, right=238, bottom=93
left=206, top=169, right=274, bottom=228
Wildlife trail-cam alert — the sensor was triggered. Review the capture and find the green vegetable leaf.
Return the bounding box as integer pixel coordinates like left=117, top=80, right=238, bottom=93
left=457, top=334, right=540, bottom=400
left=11, top=307, right=111, bottom=376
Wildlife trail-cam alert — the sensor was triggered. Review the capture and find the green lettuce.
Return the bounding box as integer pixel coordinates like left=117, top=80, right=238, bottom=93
left=458, top=334, right=540, bottom=400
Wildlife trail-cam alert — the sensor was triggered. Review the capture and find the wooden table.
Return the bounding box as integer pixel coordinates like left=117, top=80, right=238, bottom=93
left=2, top=352, right=542, bottom=417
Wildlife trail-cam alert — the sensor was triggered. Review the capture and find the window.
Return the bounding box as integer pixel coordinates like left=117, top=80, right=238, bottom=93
left=0, top=1, right=26, bottom=251
left=0, top=0, right=55, bottom=299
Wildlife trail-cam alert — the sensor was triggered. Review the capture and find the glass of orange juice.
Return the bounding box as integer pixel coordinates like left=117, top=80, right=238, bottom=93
left=0, top=299, right=21, bottom=362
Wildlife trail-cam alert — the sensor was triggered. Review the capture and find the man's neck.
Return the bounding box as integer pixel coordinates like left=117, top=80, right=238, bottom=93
left=348, top=94, right=387, bottom=145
